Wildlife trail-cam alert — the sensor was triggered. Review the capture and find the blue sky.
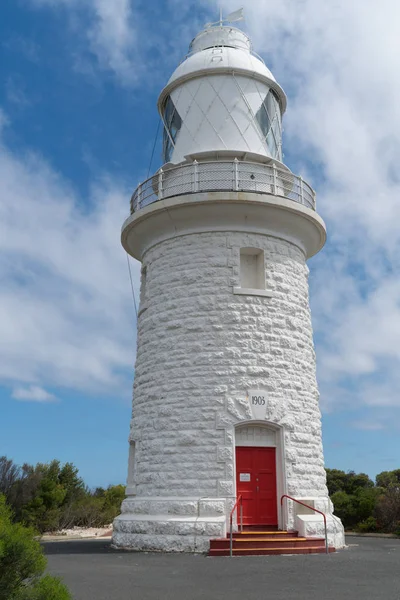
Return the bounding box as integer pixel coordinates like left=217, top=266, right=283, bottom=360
left=1, top=0, right=400, bottom=488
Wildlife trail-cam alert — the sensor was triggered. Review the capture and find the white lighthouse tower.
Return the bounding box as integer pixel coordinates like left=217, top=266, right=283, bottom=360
left=113, top=15, right=345, bottom=553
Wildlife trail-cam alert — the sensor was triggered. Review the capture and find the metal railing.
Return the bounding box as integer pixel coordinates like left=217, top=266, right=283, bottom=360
left=130, top=159, right=316, bottom=214
left=229, top=495, right=243, bottom=557
left=182, top=47, right=267, bottom=66
left=281, top=495, right=329, bottom=554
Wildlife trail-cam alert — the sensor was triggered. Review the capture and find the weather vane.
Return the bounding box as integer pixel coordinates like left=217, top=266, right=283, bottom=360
left=205, top=7, right=245, bottom=28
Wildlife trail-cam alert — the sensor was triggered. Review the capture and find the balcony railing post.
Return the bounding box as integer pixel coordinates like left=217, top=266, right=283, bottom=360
left=272, top=163, right=277, bottom=195
left=233, top=158, right=239, bottom=191
left=299, top=175, right=304, bottom=205
left=158, top=169, right=164, bottom=200
left=193, top=160, right=199, bottom=192
left=130, top=161, right=316, bottom=213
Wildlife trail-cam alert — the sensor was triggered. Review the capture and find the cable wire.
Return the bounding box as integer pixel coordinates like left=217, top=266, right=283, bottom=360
left=126, top=252, right=138, bottom=320
left=147, top=118, right=161, bottom=179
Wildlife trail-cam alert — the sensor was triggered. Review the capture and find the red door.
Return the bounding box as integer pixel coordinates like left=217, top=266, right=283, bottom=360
left=236, top=446, right=277, bottom=526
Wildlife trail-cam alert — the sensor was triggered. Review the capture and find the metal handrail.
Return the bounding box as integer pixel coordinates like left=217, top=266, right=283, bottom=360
left=130, top=159, right=316, bottom=213
left=229, top=495, right=243, bottom=557
left=182, top=47, right=266, bottom=66
left=281, top=495, right=329, bottom=554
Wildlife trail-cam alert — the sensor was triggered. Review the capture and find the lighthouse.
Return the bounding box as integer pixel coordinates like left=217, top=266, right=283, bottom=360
left=113, top=15, right=345, bottom=553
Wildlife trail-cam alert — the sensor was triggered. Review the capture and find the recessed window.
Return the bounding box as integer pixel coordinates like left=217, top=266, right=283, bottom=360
left=234, top=247, right=273, bottom=298
left=127, top=441, right=136, bottom=494
left=140, top=266, right=147, bottom=306
left=163, top=96, right=182, bottom=163
left=240, top=247, right=265, bottom=290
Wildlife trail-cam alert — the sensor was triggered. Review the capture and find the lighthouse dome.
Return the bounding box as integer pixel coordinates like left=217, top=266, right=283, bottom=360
left=158, top=25, right=287, bottom=165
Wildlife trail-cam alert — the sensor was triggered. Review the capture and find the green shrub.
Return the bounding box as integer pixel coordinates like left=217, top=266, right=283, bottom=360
left=355, top=516, right=378, bottom=533
left=375, top=487, right=400, bottom=533
left=0, top=495, right=71, bottom=600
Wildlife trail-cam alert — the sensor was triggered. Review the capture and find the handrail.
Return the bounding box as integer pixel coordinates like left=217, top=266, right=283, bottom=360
left=229, top=495, right=243, bottom=557
left=130, top=159, right=316, bottom=213
left=281, top=495, right=329, bottom=554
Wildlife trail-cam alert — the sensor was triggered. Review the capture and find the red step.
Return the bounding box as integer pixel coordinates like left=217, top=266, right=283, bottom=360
left=234, top=530, right=298, bottom=538
left=209, top=546, right=336, bottom=556
left=209, top=530, right=335, bottom=557
left=210, top=537, right=326, bottom=550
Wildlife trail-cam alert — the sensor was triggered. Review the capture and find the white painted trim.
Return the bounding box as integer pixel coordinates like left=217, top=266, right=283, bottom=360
left=233, top=287, right=273, bottom=298
left=235, top=424, right=276, bottom=447
left=122, top=191, right=326, bottom=261
left=232, top=421, right=286, bottom=530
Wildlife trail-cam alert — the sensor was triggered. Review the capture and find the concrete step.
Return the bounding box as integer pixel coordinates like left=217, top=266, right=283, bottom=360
left=230, top=530, right=297, bottom=538
left=210, top=537, right=326, bottom=550
left=209, top=546, right=335, bottom=556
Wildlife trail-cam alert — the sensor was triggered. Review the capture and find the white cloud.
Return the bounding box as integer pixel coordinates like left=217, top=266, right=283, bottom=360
left=0, top=109, right=140, bottom=397
left=24, top=0, right=208, bottom=87
left=6, top=77, right=31, bottom=109
left=352, top=420, right=385, bottom=432
left=202, top=0, right=400, bottom=417
left=12, top=385, right=56, bottom=402
left=6, top=1, right=400, bottom=422
left=27, top=0, right=139, bottom=85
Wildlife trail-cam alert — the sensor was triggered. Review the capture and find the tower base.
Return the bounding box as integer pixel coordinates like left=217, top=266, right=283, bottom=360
left=112, top=495, right=345, bottom=552
left=112, top=496, right=227, bottom=553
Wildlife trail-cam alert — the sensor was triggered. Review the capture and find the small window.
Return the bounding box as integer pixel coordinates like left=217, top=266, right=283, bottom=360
left=163, top=96, right=182, bottom=163
left=240, top=247, right=265, bottom=290
left=140, top=266, right=147, bottom=306
left=234, top=248, right=273, bottom=298
left=127, top=441, right=136, bottom=492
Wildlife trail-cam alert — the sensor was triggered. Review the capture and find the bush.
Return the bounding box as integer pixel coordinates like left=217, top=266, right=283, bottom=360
left=0, top=495, right=71, bottom=600
left=326, top=469, right=374, bottom=496
left=375, top=487, right=400, bottom=533
left=355, top=516, right=378, bottom=533
left=376, top=470, right=400, bottom=489
left=0, top=456, right=120, bottom=534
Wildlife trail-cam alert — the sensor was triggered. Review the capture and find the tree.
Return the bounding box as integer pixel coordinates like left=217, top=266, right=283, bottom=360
left=0, top=495, right=71, bottom=600
left=375, top=487, right=400, bottom=533
left=326, top=469, right=374, bottom=496
left=0, top=457, right=21, bottom=502
left=58, top=463, right=85, bottom=505
left=376, top=469, right=400, bottom=490
left=329, top=474, right=381, bottom=530
left=20, top=462, right=67, bottom=533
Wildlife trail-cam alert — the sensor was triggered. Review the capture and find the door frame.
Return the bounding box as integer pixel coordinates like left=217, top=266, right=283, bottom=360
left=233, top=421, right=287, bottom=530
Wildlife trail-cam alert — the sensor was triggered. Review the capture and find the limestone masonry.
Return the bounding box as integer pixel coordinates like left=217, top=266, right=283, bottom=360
left=114, top=18, right=345, bottom=552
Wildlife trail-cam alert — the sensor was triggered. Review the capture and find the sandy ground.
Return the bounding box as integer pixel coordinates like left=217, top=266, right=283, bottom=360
left=42, top=526, right=113, bottom=540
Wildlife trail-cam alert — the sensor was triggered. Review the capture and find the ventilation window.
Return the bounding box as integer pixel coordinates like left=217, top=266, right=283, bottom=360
left=163, top=96, right=182, bottom=163
left=234, top=248, right=273, bottom=298
left=240, top=248, right=265, bottom=289
left=140, top=266, right=147, bottom=306
left=255, top=89, right=282, bottom=161
left=126, top=441, right=136, bottom=495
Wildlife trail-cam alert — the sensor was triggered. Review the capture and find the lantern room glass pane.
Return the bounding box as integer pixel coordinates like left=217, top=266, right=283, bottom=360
left=255, top=89, right=282, bottom=161
left=163, top=96, right=182, bottom=163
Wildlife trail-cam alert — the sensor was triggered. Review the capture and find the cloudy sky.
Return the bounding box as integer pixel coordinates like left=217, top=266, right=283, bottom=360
left=1, top=0, right=399, bottom=487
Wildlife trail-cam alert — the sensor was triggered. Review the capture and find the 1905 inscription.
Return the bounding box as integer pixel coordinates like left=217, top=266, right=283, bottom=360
left=251, top=395, right=265, bottom=406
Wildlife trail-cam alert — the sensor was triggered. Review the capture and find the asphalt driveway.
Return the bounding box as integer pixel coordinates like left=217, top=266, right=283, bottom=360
left=44, top=536, right=400, bottom=600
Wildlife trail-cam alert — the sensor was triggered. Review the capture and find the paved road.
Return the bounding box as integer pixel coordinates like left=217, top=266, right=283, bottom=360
left=45, top=537, right=400, bottom=600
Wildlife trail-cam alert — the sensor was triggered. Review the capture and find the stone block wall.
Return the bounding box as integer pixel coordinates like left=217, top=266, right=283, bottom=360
left=113, top=230, right=342, bottom=550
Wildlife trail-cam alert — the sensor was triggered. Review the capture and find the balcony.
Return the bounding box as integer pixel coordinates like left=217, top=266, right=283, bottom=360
left=130, top=159, right=316, bottom=214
